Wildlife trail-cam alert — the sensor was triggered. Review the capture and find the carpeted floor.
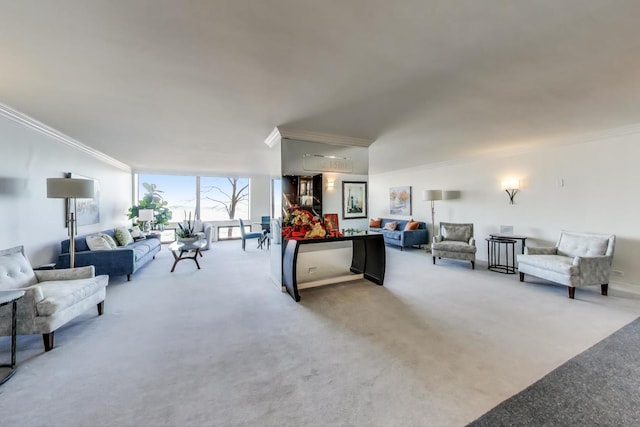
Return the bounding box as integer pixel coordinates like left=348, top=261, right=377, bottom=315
left=468, top=316, right=640, bottom=426
left=1, top=240, right=639, bottom=426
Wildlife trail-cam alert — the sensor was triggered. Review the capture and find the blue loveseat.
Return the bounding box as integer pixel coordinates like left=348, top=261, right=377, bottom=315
left=56, top=229, right=161, bottom=281
left=369, top=218, right=428, bottom=250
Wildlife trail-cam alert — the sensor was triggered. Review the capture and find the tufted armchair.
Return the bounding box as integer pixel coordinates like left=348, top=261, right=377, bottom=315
left=432, top=222, right=477, bottom=269
left=0, top=246, right=108, bottom=351
left=517, top=231, right=615, bottom=299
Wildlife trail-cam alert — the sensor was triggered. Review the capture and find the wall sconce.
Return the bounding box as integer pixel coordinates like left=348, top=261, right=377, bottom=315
left=327, top=179, right=335, bottom=190
left=501, top=179, right=520, bottom=204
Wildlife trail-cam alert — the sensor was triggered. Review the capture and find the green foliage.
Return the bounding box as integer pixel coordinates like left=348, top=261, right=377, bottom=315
left=128, top=182, right=173, bottom=226
left=176, top=211, right=197, bottom=238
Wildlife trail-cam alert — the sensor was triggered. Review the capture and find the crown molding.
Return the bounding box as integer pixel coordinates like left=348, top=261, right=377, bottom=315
left=0, top=102, right=131, bottom=172
left=264, top=126, right=374, bottom=148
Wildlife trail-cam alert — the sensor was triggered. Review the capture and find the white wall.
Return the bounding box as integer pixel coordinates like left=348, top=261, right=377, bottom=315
left=369, top=133, right=640, bottom=288
left=0, top=115, right=132, bottom=267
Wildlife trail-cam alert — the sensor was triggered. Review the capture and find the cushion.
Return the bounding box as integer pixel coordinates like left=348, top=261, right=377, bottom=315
left=114, top=227, right=134, bottom=246
left=99, top=233, right=118, bottom=249
left=432, top=241, right=477, bottom=254
left=557, top=233, right=609, bottom=257
left=369, top=218, right=382, bottom=228
left=130, top=226, right=143, bottom=238
left=404, top=221, right=420, bottom=231
left=0, top=251, right=38, bottom=290
left=442, top=224, right=471, bottom=242
left=86, top=235, right=114, bottom=251
left=383, top=221, right=398, bottom=231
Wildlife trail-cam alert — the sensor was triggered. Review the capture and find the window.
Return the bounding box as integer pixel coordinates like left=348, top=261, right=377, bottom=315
left=200, top=177, right=249, bottom=221
left=136, top=174, right=250, bottom=223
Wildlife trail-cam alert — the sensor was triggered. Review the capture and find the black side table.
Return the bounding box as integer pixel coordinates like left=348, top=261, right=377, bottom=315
left=0, top=290, right=25, bottom=385
left=486, top=237, right=517, bottom=274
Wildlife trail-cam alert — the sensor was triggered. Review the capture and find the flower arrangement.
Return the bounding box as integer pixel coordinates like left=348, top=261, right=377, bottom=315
left=282, top=207, right=343, bottom=240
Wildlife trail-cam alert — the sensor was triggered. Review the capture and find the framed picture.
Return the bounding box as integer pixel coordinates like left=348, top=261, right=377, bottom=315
left=389, top=186, right=411, bottom=215
left=68, top=173, right=100, bottom=226
left=324, top=213, right=339, bottom=235
left=342, top=181, right=367, bottom=219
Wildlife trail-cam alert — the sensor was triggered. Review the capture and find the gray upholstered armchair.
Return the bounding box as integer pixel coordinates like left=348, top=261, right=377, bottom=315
left=517, top=231, right=615, bottom=299
left=0, top=246, right=109, bottom=351
left=432, top=222, right=477, bottom=269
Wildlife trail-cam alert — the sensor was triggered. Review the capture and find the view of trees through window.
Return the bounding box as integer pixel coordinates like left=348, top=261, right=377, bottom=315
left=137, top=174, right=250, bottom=226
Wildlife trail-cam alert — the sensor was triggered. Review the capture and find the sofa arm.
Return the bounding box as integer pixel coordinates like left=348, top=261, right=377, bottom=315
left=433, top=235, right=443, bottom=244
left=35, top=266, right=95, bottom=282
left=525, top=246, right=557, bottom=255
left=203, top=223, right=213, bottom=241
left=469, top=237, right=476, bottom=246
left=573, top=255, right=613, bottom=285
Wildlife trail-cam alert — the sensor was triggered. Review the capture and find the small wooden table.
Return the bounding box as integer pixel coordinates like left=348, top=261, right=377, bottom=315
left=168, top=239, right=206, bottom=272
left=0, top=290, right=25, bottom=385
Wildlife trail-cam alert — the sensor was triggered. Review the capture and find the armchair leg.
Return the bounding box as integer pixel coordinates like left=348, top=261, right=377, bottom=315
left=601, top=284, right=608, bottom=296
left=242, top=239, right=246, bottom=251
left=127, top=274, right=131, bottom=281
left=43, top=332, right=55, bottom=352
left=568, top=287, right=576, bottom=299
left=432, top=256, right=436, bottom=265
left=97, top=301, right=104, bottom=316
left=471, top=261, right=475, bottom=269
left=519, top=272, right=524, bottom=282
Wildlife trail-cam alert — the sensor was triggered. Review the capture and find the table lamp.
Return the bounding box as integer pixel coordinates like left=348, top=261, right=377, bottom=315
left=138, top=209, right=155, bottom=232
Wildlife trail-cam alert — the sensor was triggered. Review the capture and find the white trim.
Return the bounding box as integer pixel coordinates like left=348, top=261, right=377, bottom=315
left=264, top=126, right=374, bottom=147
left=0, top=102, right=131, bottom=172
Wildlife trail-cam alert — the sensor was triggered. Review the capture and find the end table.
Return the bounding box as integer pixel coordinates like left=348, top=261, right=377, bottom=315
left=0, top=290, right=25, bottom=385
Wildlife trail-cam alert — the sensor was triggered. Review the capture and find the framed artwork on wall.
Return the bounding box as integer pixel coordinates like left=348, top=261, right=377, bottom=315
left=68, top=172, right=100, bottom=226
left=342, top=181, right=367, bottom=219
left=389, top=186, right=411, bottom=215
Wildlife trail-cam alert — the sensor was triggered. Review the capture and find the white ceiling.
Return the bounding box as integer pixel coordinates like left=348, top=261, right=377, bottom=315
left=2, top=1, right=640, bottom=175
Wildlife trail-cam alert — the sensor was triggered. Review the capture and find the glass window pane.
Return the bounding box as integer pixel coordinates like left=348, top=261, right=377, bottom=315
left=138, top=174, right=197, bottom=221
left=200, top=177, right=249, bottom=221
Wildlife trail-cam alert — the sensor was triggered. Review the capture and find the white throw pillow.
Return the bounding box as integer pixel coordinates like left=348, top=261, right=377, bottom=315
left=130, top=225, right=143, bottom=238
left=86, top=235, right=114, bottom=251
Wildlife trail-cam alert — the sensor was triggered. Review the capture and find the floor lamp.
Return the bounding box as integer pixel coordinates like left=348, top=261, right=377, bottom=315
left=423, top=190, right=442, bottom=252
left=47, top=177, right=95, bottom=268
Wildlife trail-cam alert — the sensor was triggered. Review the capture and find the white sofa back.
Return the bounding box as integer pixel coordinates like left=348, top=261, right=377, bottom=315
left=556, top=231, right=615, bottom=258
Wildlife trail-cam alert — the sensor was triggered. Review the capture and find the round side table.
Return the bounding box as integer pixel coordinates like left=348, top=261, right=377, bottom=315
left=486, top=237, right=517, bottom=274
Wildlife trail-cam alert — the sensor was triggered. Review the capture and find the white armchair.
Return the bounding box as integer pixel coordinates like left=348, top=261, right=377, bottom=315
left=184, top=220, right=214, bottom=250
left=0, top=246, right=109, bottom=351
left=517, top=231, right=615, bottom=299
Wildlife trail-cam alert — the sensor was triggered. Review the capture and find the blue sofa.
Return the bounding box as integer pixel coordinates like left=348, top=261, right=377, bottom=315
left=57, top=229, right=161, bottom=281
left=369, top=218, right=428, bottom=250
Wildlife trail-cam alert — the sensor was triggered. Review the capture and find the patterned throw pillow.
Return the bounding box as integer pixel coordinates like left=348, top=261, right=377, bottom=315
left=99, top=233, right=118, bottom=249
left=130, top=226, right=143, bottom=238
left=404, top=221, right=420, bottom=231
left=383, top=221, right=398, bottom=231
left=86, top=235, right=114, bottom=251
left=114, top=227, right=134, bottom=246
left=369, top=218, right=382, bottom=228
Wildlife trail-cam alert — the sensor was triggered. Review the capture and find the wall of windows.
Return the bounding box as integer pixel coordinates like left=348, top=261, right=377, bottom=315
left=137, top=174, right=250, bottom=222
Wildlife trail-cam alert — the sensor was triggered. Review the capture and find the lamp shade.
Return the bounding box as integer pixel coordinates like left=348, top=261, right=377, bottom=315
left=501, top=179, right=520, bottom=190
left=47, top=178, right=94, bottom=199
left=422, top=189, right=442, bottom=201
left=137, top=209, right=155, bottom=221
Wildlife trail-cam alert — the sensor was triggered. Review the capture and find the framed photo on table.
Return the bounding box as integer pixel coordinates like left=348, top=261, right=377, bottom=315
left=342, top=181, right=367, bottom=219
left=324, top=213, right=339, bottom=235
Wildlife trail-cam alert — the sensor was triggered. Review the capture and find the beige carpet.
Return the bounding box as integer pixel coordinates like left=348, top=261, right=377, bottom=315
left=1, top=241, right=639, bottom=426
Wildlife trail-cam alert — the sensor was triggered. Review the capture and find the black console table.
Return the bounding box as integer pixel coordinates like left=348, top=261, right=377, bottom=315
left=283, top=232, right=386, bottom=302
